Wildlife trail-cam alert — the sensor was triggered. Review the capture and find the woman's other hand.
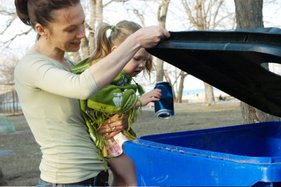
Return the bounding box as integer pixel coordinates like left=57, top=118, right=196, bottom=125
left=97, top=114, right=128, bottom=139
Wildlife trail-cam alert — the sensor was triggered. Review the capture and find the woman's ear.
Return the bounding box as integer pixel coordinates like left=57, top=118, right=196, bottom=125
left=34, top=23, right=48, bottom=38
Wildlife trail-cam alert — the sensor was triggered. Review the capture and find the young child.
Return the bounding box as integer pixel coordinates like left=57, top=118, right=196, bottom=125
left=72, top=20, right=161, bottom=186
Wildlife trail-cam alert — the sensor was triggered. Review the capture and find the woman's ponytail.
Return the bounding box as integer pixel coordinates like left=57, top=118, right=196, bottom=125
left=14, top=0, right=31, bottom=26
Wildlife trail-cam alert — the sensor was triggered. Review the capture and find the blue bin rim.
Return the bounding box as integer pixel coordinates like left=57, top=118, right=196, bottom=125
left=134, top=121, right=281, bottom=164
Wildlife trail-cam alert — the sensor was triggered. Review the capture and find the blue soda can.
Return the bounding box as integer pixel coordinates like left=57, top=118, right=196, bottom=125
left=154, top=81, right=174, bottom=119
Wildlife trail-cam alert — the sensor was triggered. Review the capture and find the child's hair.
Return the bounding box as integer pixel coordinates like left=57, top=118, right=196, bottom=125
left=88, top=20, right=153, bottom=75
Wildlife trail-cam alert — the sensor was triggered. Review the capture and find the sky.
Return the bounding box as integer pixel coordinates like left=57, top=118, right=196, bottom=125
left=1, top=0, right=281, bottom=92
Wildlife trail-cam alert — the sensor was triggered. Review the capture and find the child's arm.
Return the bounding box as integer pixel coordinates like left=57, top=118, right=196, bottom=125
left=136, top=88, right=162, bottom=107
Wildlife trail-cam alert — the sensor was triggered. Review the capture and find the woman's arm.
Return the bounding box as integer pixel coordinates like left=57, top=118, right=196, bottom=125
left=89, top=26, right=170, bottom=90
left=16, top=26, right=169, bottom=100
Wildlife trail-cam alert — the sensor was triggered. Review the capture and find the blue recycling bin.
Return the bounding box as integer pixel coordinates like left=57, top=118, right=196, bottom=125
left=124, top=29, right=281, bottom=186
left=124, top=121, right=281, bottom=186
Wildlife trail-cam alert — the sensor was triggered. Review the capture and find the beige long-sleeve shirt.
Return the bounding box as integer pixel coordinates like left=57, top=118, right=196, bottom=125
left=14, top=50, right=107, bottom=183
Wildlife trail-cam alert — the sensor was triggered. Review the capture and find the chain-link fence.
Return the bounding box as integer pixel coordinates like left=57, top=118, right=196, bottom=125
left=0, top=84, right=21, bottom=115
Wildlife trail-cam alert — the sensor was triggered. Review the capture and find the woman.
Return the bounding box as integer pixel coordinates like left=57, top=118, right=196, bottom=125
left=14, top=0, right=169, bottom=186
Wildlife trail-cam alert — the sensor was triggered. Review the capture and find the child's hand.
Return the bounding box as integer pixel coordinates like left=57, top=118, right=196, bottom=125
left=138, top=88, right=162, bottom=107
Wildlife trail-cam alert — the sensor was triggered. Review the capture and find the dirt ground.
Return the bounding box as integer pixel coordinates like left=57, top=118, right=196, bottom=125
left=0, top=100, right=244, bottom=186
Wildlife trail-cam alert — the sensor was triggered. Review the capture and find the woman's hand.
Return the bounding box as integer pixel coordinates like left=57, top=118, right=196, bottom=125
left=131, top=26, right=170, bottom=49
left=137, top=88, right=162, bottom=107
left=97, top=114, right=128, bottom=139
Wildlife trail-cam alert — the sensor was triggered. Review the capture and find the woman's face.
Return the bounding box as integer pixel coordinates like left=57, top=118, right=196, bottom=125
left=123, top=48, right=149, bottom=77
left=44, top=3, right=85, bottom=52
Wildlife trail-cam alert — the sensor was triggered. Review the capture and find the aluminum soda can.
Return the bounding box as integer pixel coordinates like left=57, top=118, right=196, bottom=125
left=154, top=81, right=174, bottom=119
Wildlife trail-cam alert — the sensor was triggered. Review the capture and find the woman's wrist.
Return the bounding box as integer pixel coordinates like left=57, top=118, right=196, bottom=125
left=127, top=30, right=142, bottom=50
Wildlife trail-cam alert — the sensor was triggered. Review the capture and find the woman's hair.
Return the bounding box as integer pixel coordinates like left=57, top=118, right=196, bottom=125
left=89, top=20, right=153, bottom=75
left=14, top=0, right=80, bottom=28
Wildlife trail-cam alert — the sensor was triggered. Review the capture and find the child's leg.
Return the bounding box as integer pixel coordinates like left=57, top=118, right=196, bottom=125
left=108, top=153, right=137, bottom=186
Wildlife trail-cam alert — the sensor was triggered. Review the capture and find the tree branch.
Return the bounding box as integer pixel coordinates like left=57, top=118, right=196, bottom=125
left=182, top=0, right=197, bottom=25
left=0, top=9, right=14, bottom=16
left=0, top=16, right=17, bottom=35
left=1, top=28, right=33, bottom=50
left=211, top=0, right=224, bottom=29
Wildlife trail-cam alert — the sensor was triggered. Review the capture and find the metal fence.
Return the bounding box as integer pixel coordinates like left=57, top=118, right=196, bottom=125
left=0, top=85, right=21, bottom=115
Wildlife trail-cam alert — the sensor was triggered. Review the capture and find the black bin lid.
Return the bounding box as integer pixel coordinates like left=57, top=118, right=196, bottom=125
left=147, top=28, right=281, bottom=117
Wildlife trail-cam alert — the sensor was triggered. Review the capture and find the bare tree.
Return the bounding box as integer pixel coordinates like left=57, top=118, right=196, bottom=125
left=234, top=0, right=280, bottom=123
left=0, top=6, right=34, bottom=53
left=0, top=0, right=109, bottom=63
left=155, top=0, right=190, bottom=103
left=0, top=56, right=18, bottom=84
left=175, top=70, right=188, bottom=103
left=181, top=0, right=234, bottom=105
left=0, top=9, right=17, bottom=35
left=91, top=0, right=103, bottom=50
left=155, top=0, right=170, bottom=83
left=235, top=0, right=263, bottom=29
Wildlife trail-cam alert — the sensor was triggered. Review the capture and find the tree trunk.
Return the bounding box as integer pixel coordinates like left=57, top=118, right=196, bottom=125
left=163, top=69, right=176, bottom=98
left=155, top=0, right=170, bottom=82
left=182, top=0, right=233, bottom=106
left=86, top=0, right=103, bottom=56
left=204, top=82, right=215, bottom=106
left=175, top=70, right=187, bottom=103
left=88, top=0, right=96, bottom=54
left=80, top=37, right=89, bottom=59
left=235, top=0, right=280, bottom=122
left=235, top=0, right=263, bottom=29
left=155, top=59, right=164, bottom=82
left=191, top=0, right=216, bottom=105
